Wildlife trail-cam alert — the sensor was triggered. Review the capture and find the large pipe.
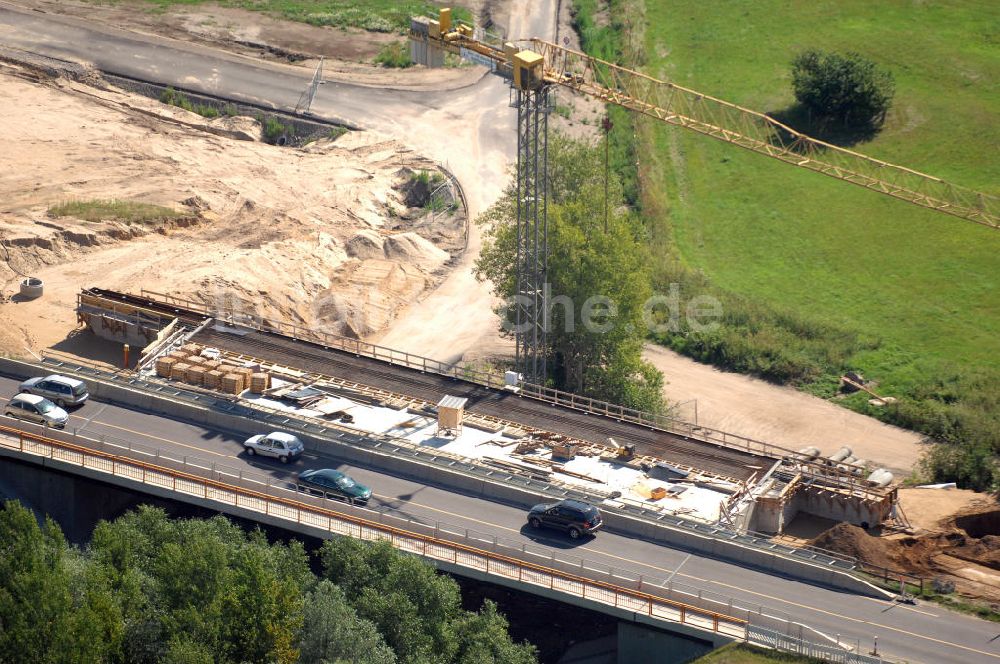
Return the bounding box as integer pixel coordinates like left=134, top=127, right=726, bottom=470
left=829, top=446, right=852, bottom=463
left=796, top=446, right=820, bottom=461
left=867, top=468, right=894, bottom=487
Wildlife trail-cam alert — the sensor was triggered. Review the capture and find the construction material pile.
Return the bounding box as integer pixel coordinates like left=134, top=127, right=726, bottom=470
left=154, top=343, right=270, bottom=396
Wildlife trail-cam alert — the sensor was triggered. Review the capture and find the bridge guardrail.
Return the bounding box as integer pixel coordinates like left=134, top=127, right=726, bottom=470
left=0, top=416, right=815, bottom=633
left=136, top=290, right=801, bottom=460
left=0, top=421, right=748, bottom=640
left=747, top=625, right=884, bottom=664
left=32, top=355, right=860, bottom=574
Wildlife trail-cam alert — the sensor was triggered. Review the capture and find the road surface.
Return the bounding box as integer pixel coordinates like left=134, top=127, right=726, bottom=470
left=1, top=6, right=998, bottom=661
left=0, top=376, right=997, bottom=663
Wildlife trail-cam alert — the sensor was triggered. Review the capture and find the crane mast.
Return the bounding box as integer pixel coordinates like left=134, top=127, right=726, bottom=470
left=410, top=9, right=998, bottom=382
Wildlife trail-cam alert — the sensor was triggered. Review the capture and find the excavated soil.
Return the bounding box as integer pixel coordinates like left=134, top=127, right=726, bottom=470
left=0, top=62, right=465, bottom=353
left=809, top=493, right=1000, bottom=602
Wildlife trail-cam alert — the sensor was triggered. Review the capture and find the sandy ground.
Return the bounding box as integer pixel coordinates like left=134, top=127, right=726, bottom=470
left=642, top=345, right=926, bottom=474
left=0, top=63, right=464, bottom=352
left=896, top=487, right=993, bottom=533
left=0, top=0, right=928, bottom=476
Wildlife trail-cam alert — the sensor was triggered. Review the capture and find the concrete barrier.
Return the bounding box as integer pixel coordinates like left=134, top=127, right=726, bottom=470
left=0, top=356, right=892, bottom=599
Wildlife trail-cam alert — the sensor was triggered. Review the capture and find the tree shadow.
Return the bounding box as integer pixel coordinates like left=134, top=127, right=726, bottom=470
left=768, top=103, right=882, bottom=149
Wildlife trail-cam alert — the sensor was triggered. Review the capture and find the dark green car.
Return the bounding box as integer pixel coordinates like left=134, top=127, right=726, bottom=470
left=297, top=468, right=372, bottom=506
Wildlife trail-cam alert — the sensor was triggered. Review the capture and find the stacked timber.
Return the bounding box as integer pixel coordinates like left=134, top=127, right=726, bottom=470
left=202, top=360, right=222, bottom=373
left=204, top=370, right=224, bottom=390
left=233, top=367, right=255, bottom=390
left=170, top=362, right=190, bottom=381
left=185, top=365, right=207, bottom=386
left=181, top=343, right=204, bottom=356
left=155, top=356, right=177, bottom=378
left=221, top=373, right=245, bottom=395
left=249, top=373, right=270, bottom=393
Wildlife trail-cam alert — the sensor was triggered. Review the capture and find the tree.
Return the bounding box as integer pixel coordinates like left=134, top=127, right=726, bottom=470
left=321, top=538, right=460, bottom=664
left=299, top=581, right=397, bottom=664
left=791, top=49, right=895, bottom=130
left=0, top=500, right=115, bottom=664
left=320, top=538, right=536, bottom=664
left=475, top=132, right=665, bottom=411
left=454, top=600, right=536, bottom=664
left=89, top=506, right=310, bottom=664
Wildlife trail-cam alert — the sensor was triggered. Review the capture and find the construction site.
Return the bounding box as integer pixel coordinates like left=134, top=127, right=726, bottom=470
left=0, top=0, right=997, bottom=622
left=77, top=287, right=902, bottom=537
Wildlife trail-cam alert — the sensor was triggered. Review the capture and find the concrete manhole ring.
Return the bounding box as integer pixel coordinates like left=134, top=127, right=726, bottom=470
left=19, top=277, right=43, bottom=299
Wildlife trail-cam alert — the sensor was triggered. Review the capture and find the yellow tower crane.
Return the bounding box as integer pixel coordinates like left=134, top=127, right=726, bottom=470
left=410, top=9, right=998, bottom=382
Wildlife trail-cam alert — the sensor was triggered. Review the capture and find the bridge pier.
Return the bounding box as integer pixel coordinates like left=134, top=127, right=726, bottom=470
left=0, top=456, right=147, bottom=542
left=616, top=621, right=713, bottom=664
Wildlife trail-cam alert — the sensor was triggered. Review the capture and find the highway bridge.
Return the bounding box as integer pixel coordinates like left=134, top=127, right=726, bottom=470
left=0, top=367, right=996, bottom=664
left=0, top=4, right=997, bottom=662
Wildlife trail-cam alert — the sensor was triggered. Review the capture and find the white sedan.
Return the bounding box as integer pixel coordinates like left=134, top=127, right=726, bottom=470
left=243, top=431, right=304, bottom=463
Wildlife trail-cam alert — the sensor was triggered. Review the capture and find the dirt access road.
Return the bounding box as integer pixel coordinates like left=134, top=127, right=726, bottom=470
left=0, top=0, right=924, bottom=471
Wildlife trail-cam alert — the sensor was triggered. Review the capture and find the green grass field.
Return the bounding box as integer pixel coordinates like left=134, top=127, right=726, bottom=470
left=629, top=0, right=1000, bottom=481
left=644, top=0, right=999, bottom=370
left=118, top=1, right=470, bottom=32
left=48, top=200, right=184, bottom=224
left=690, top=643, right=822, bottom=663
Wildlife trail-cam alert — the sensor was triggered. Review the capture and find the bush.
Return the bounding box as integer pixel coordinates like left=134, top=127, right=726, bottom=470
left=261, top=116, right=293, bottom=144
left=404, top=170, right=445, bottom=208
left=375, top=41, right=413, bottom=68
left=791, top=49, right=895, bottom=130
left=159, top=87, right=221, bottom=119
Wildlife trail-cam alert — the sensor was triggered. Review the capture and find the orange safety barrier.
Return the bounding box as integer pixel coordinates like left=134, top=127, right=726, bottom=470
left=0, top=422, right=746, bottom=636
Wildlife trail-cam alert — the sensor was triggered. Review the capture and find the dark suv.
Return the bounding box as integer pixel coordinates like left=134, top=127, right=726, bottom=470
left=527, top=499, right=602, bottom=539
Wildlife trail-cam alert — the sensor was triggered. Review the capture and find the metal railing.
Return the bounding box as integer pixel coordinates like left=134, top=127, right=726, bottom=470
left=857, top=564, right=925, bottom=597
left=33, top=355, right=860, bottom=572
left=136, top=289, right=801, bottom=462
left=0, top=421, right=748, bottom=639
left=748, top=625, right=885, bottom=663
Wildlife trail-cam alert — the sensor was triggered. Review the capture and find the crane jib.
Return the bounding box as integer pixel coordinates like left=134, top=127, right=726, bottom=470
left=410, top=12, right=998, bottom=231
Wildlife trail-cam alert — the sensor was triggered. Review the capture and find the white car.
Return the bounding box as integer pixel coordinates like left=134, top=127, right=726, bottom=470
left=243, top=431, right=304, bottom=463
left=4, top=393, right=69, bottom=428
left=19, top=374, right=89, bottom=408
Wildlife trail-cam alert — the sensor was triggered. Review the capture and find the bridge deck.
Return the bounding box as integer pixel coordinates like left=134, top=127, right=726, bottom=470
left=193, top=326, right=772, bottom=482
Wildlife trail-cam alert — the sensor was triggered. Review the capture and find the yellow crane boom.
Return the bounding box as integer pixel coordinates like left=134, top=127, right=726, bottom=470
left=411, top=13, right=999, bottom=230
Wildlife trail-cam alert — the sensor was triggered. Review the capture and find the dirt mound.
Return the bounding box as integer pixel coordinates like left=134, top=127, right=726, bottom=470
left=811, top=505, right=1000, bottom=603
left=346, top=230, right=385, bottom=260
left=208, top=115, right=261, bottom=141
left=0, top=66, right=465, bottom=355
left=809, top=523, right=893, bottom=568
left=384, top=232, right=449, bottom=266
